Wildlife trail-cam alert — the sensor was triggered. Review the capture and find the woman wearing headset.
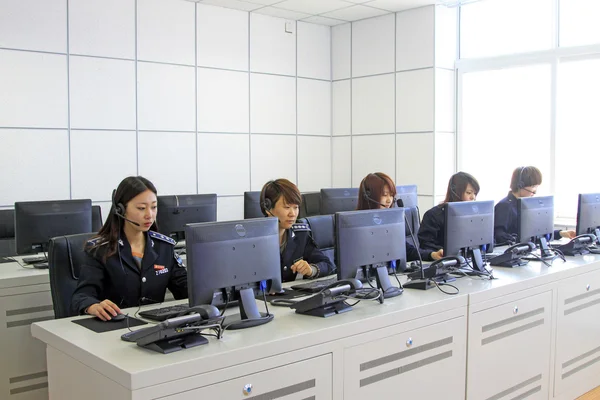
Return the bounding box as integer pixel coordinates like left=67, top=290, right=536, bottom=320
left=494, top=166, right=575, bottom=245
left=418, top=171, right=480, bottom=254
left=357, top=172, right=443, bottom=261
left=260, top=179, right=335, bottom=282
left=71, top=176, right=188, bottom=321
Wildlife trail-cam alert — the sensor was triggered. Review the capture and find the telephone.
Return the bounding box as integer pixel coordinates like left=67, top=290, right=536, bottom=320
left=553, top=234, right=597, bottom=256
left=488, top=242, right=535, bottom=268
left=290, top=278, right=364, bottom=317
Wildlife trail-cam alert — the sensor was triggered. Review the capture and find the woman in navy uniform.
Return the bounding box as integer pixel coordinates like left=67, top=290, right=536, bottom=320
left=71, top=176, right=187, bottom=321
left=494, top=166, right=575, bottom=245
left=418, top=171, right=480, bottom=255
left=259, top=179, right=335, bottom=283
left=356, top=172, right=443, bottom=261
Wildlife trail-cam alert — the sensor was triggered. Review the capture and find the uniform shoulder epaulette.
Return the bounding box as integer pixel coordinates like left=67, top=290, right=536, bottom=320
left=86, top=236, right=108, bottom=247
left=149, top=230, right=176, bottom=245
left=291, top=223, right=311, bottom=232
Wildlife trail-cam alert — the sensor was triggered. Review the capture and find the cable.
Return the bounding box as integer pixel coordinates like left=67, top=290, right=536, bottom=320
left=430, top=279, right=459, bottom=295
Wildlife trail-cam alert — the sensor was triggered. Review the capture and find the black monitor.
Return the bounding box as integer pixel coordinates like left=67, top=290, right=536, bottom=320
left=396, top=185, right=418, bottom=208
left=15, top=199, right=92, bottom=255
left=576, top=193, right=600, bottom=241
left=518, top=196, right=555, bottom=258
left=444, top=200, right=494, bottom=272
left=157, top=194, right=217, bottom=241
left=244, top=191, right=263, bottom=219
left=0, top=209, right=15, bottom=239
left=336, top=208, right=405, bottom=298
left=320, top=188, right=359, bottom=215
left=185, top=218, right=282, bottom=330
left=299, top=192, right=321, bottom=219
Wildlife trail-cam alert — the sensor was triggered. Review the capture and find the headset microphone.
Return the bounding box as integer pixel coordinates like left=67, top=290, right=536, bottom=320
left=114, top=210, right=141, bottom=227
left=112, top=189, right=141, bottom=227
left=364, top=195, right=388, bottom=208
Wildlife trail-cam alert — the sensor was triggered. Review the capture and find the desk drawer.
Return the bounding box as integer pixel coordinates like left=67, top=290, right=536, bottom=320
left=467, top=290, right=552, bottom=400
left=554, top=269, right=600, bottom=399
left=160, top=354, right=331, bottom=400
left=343, top=316, right=466, bottom=400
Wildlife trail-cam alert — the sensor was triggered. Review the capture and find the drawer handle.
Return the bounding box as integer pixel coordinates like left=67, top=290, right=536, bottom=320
left=243, top=384, right=252, bottom=396
left=513, top=306, right=519, bottom=314
left=586, top=284, right=591, bottom=291
left=406, top=337, right=413, bottom=347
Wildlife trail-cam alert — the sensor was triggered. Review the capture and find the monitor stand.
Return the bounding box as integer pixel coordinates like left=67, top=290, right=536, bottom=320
left=223, top=287, right=274, bottom=330
left=538, top=236, right=554, bottom=259
left=369, top=265, right=403, bottom=298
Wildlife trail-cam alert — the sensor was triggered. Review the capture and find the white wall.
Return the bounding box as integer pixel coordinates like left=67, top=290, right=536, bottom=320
left=0, top=0, right=331, bottom=221
left=331, top=6, right=457, bottom=212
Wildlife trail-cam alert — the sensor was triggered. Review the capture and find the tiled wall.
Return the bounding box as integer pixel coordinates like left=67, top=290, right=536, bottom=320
left=0, top=0, right=332, bottom=221
left=331, top=6, right=457, bottom=211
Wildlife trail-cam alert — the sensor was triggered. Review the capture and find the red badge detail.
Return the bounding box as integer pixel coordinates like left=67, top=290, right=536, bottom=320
left=154, top=264, right=165, bottom=270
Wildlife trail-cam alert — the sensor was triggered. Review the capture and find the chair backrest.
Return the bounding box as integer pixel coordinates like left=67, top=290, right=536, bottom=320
left=404, top=206, right=421, bottom=248
left=48, top=233, right=95, bottom=319
left=304, top=214, right=336, bottom=269
left=244, top=191, right=263, bottom=219
left=92, top=205, right=103, bottom=232
left=299, top=192, right=321, bottom=219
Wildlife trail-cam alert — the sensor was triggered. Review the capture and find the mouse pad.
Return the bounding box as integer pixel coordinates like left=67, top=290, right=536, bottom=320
left=72, top=316, right=148, bottom=333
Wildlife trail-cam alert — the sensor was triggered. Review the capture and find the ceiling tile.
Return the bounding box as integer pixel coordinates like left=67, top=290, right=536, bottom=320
left=301, top=15, right=347, bottom=26
left=367, top=0, right=435, bottom=12
left=252, top=6, right=311, bottom=19
left=245, top=0, right=285, bottom=4
left=342, top=0, right=376, bottom=3
left=200, top=0, right=263, bottom=11
left=321, top=5, right=390, bottom=21
left=275, top=0, right=350, bottom=14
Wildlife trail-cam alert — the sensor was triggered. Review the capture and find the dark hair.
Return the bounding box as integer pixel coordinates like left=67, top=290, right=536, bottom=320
left=357, top=172, right=397, bottom=210
left=86, top=176, right=158, bottom=260
left=510, top=166, right=542, bottom=192
left=260, top=179, right=302, bottom=216
left=443, top=172, right=480, bottom=203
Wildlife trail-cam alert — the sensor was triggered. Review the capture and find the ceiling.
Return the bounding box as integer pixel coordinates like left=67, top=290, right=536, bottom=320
left=188, top=0, right=440, bottom=26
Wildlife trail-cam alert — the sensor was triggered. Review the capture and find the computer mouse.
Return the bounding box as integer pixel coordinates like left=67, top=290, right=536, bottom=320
left=108, top=313, right=127, bottom=322
left=187, top=304, right=220, bottom=319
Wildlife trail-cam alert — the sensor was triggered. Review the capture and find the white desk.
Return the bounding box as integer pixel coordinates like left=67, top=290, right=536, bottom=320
left=0, top=257, right=53, bottom=399
left=31, top=256, right=600, bottom=400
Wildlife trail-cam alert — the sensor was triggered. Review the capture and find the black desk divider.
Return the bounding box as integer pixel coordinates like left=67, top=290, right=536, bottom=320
left=72, top=315, right=147, bottom=333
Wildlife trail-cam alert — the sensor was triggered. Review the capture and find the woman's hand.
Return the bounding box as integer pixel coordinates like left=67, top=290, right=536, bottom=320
left=431, top=249, right=444, bottom=260
left=560, top=230, right=576, bottom=239
left=86, top=300, right=121, bottom=321
left=291, top=259, right=313, bottom=276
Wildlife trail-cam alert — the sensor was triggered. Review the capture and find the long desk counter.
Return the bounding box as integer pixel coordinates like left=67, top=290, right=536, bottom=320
left=31, top=254, right=600, bottom=400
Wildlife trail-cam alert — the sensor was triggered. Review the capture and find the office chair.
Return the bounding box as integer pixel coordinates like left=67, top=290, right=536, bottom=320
left=0, top=209, right=16, bottom=257
left=244, top=191, right=264, bottom=219
left=48, top=233, right=95, bottom=319
left=92, top=205, right=103, bottom=232
left=303, top=215, right=337, bottom=269
left=299, top=192, right=321, bottom=219
left=404, top=206, right=421, bottom=249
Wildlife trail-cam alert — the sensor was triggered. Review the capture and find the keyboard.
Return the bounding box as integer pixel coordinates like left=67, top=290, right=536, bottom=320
left=138, top=304, right=191, bottom=321
left=291, top=277, right=337, bottom=293
left=22, top=255, right=47, bottom=264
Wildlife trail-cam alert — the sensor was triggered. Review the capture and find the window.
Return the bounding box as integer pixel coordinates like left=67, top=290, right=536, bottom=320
left=555, top=57, right=600, bottom=218
left=559, top=0, right=600, bottom=47
left=460, top=0, right=553, bottom=59
left=459, top=65, right=552, bottom=203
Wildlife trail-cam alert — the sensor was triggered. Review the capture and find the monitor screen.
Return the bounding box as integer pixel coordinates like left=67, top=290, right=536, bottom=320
left=576, top=193, right=600, bottom=237
left=336, top=208, right=406, bottom=298
left=243, top=191, right=263, bottom=219
left=444, top=200, right=494, bottom=272
left=396, top=185, right=418, bottom=208
left=157, top=194, right=217, bottom=241
left=518, top=196, right=554, bottom=258
left=185, top=218, right=281, bottom=329
left=320, top=188, right=359, bottom=215
left=15, top=199, right=92, bottom=254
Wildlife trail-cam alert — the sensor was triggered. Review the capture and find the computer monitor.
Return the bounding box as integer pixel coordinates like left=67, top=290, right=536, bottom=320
left=15, top=199, right=92, bottom=255
left=576, top=193, right=600, bottom=241
left=518, top=196, right=555, bottom=258
left=299, top=192, right=321, bottom=219
left=157, top=194, right=217, bottom=242
left=444, top=200, right=494, bottom=272
left=336, top=208, right=406, bottom=298
left=396, top=185, right=418, bottom=208
left=320, top=188, right=359, bottom=215
left=185, top=218, right=282, bottom=329
left=243, top=191, right=263, bottom=219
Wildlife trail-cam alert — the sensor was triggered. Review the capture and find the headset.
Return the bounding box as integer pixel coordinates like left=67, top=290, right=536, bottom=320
left=449, top=172, right=461, bottom=200
left=260, top=180, right=280, bottom=215
left=112, top=189, right=140, bottom=227
left=362, top=173, right=389, bottom=208
left=516, top=166, right=527, bottom=190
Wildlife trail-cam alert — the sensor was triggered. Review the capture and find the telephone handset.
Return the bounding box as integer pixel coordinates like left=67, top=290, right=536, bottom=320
left=504, top=241, right=536, bottom=255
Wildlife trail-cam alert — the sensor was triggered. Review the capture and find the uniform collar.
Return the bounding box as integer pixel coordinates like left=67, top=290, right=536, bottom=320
left=118, top=231, right=159, bottom=273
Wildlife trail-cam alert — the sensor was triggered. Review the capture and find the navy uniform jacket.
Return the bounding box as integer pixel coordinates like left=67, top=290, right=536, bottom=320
left=406, top=241, right=434, bottom=262
left=280, top=223, right=335, bottom=283
left=494, top=192, right=561, bottom=245
left=418, top=204, right=446, bottom=252
left=71, top=230, right=188, bottom=315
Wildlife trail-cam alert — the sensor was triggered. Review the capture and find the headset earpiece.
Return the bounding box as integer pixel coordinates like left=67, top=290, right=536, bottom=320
left=262, top=197, right=273, bottom=212
left=517, top=166, right=526, bottom=189
left=112, top=189, right=126, bottom=216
